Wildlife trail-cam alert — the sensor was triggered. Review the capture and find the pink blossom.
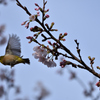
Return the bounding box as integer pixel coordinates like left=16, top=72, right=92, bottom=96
left=32, top=53, right=40, bottom=59
left=33, top=46, right=41, bottom=52
left=33, top=46, right=56, bottom=67
left=38, top=56, right=46, bottom=62
left=43, top=58, right=56, bottom=67
left=33, top=46, right=47, bottom=57
left=29, top=15, right=36, bottom=21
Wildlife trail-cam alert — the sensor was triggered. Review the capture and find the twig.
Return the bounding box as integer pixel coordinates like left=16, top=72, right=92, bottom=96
left=74, top=39, right=82, bottom=61
left=16, top=0, right=31, bottom=16
left=42, top=0, right=45, bottom=23
left=91, top=63, right=94, bottom=70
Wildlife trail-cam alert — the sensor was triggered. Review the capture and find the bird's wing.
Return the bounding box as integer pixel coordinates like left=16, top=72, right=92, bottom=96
left=5, top=34, right=21, bottom=56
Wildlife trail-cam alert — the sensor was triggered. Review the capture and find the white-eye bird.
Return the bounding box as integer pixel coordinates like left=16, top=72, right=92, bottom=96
left=0, top=34, right=30, bottom=68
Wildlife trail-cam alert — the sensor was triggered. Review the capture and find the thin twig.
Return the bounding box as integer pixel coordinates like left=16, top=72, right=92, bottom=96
left=74, top=39, right=82, bottom=61
left=16, top=0, right=31, bottom=16
left=42, top=0, right=45, bottom=23
left=58, top=52, right=74, bottom=59
left=91, top=63, right=94, bottom=70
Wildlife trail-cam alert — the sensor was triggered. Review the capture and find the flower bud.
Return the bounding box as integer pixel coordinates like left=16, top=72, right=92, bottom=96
left=88, top=56, right=91, bottom=60
left=35, top=3, right=39, bottom=7
left=50, top=22, right=54, bottom=29
left=25, top=22, right=29, bottom=29
left=45, top=14, right=49, bottom=18
left=21, top=21, right=27, bottom=25
left=48, top=41, right=52, bottom=45
left=26, top=36, right=33, bottom=39
left=64, top=32, right=68, bottom=36
left=96, top=80, right=100, bottom=87
left=97, top=66, right=100, bottom=69
left=92, top=57, right=95, bottom=61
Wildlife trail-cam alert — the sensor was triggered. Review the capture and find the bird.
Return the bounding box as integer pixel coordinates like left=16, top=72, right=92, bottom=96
left=0, top=34, right=30, bottom=68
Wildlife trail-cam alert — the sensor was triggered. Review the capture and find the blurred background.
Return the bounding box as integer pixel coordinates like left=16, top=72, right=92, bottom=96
left=0, top=0, right=100, bottom=100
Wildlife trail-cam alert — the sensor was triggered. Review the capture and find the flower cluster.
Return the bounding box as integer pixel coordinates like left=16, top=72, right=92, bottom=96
left=45, top=22, right=58, bottom=32
left=26, top=36, right=33, bottom=43
left=60, top=59, right=67, bottom=68
left=59, top=32, right=68, bottom=41
left=88, top=56, right=95, bottom=65
left=32, top=46, right=56, bottom=67
left=35, top=3, right=49, bottom=21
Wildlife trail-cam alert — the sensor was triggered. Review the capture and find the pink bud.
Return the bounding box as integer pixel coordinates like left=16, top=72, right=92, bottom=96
left=61, top=65, right=65, bottom=68
left=47, top=9, right=49, bottom=12
left=52, top=22, right=54, bottom=25
left=25, top=22, right=29, bottom=29
left=64, top=32, right=68, bottom=36
left=37, top=12, right=40, bottom=14
left=37, top=12, right=40, bottom=16
left=35, top=8, right=38, bottom=11
left=35, top=3, right=39, bottom=6
left=45, top=14, right=49, bottom=18
left=21, top=21, right=27, bottom=25
left=26, top=36, right=33, bottom=39
left=60, top=33, right=62, bottom=36
left=62, top=39, right=66, bottom=41
left=97, top=66, right=100, bottom=69
left=45, top=23, right=48, bottom=26
left=30, top=27, right=34, bottom=31
left=48, top=41, right=52, bottom=45
left=96, top=81, right=100, bottom=87
left=35, top=7, right=40, bottom=11
left=33, top=34, right=37, bottom=36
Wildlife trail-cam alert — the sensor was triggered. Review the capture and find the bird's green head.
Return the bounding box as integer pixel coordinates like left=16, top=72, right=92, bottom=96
left=0, top=56, right=4, bottom=62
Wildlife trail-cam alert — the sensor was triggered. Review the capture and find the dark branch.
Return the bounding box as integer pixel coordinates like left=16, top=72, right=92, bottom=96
left=16, top=0, right=31, bottom=16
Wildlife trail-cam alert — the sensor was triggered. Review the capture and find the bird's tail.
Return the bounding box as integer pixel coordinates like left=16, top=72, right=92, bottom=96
left=23, top=58, right=30, bottom=64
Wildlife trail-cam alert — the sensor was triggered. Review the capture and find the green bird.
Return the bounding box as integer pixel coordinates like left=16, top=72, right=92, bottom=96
left=0, top=34, right=30, bottom=68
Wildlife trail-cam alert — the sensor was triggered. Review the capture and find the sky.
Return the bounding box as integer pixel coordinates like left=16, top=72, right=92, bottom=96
left=0, top=0, right=100, bottom=100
